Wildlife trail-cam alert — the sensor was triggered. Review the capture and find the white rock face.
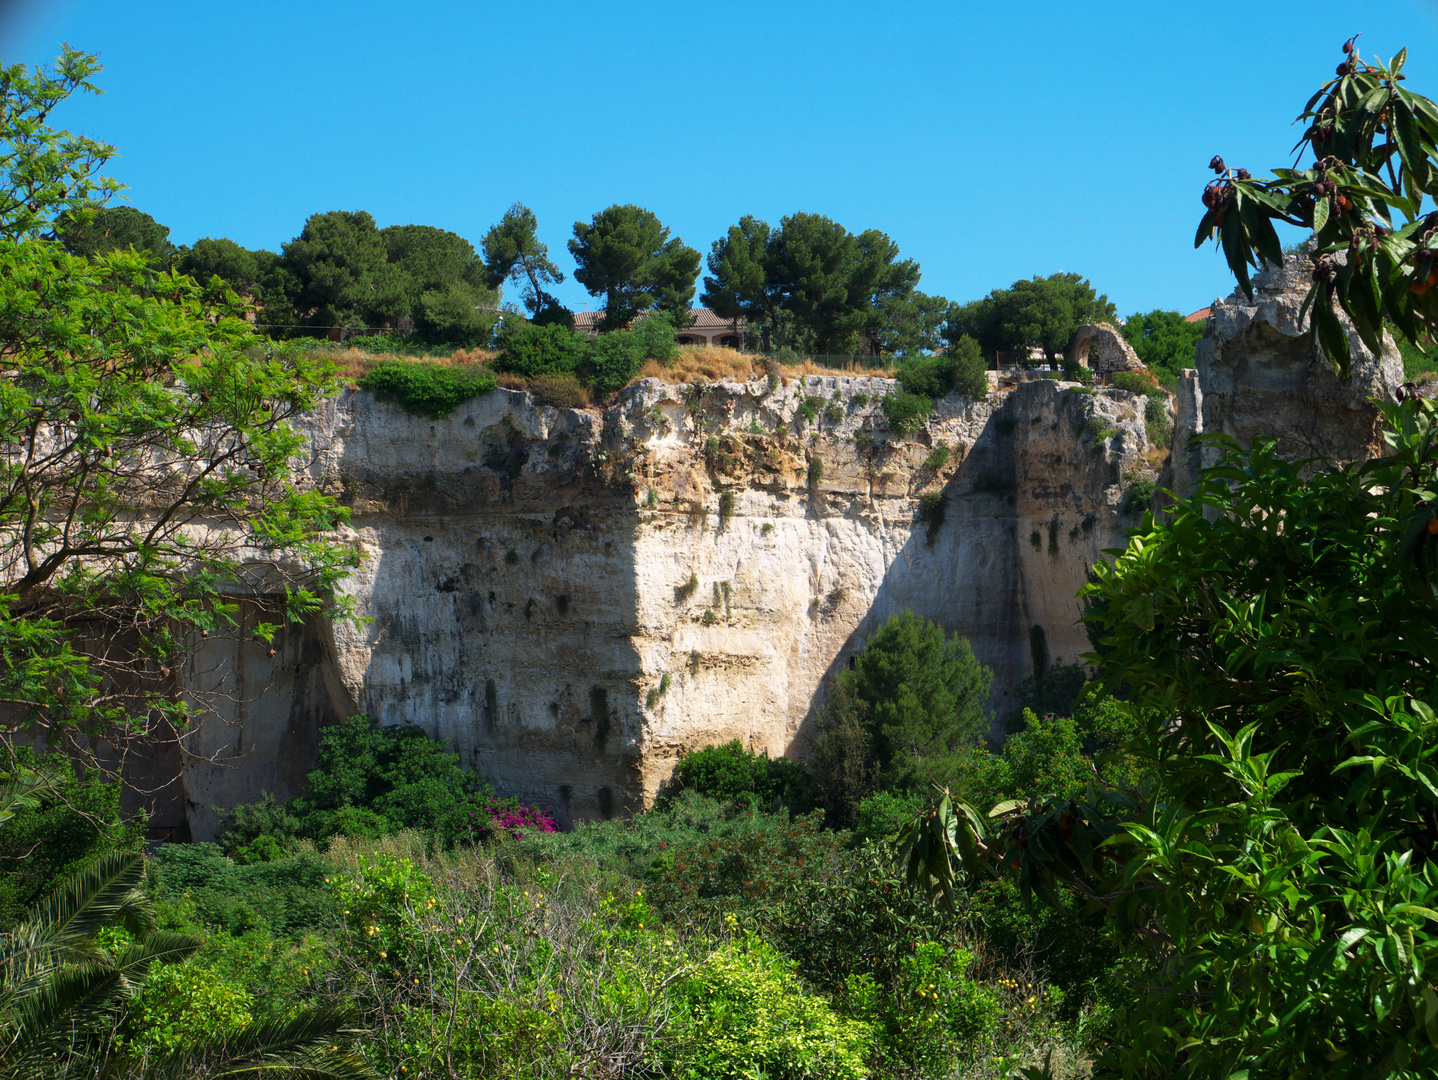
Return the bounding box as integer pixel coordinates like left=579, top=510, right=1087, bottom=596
left=175, top=374, right=1155, bottom=837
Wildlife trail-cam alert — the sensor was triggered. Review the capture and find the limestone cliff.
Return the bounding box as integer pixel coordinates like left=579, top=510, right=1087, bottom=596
left=177, top=374, right=1156, bottom=838
left=1172, top=253, right=1403, bottom=494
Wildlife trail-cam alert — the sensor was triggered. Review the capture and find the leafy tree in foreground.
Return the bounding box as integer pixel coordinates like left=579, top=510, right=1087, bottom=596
left=0, top=49, right=360, bottom=785
left=902, top=39, right=1438, bottom=1077
left=481, top=201, right=566, bottom=318
left=569, top=203, right=701, bottom=331
left=1195, top=37, right=1438, bottom=375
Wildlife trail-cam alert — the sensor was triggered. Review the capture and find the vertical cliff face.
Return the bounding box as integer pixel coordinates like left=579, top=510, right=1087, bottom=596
left=171, top=373, right=1154, bottom=836
left=1175, top=254, right=1403, bottom=483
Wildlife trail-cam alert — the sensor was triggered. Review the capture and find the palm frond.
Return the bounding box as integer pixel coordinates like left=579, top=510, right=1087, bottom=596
left=28, top=851, right=155, bottom=942
left=108, top=932, right=201, bottom=997
left=0, top=768, right=45, bottom=829
left=0, top=962, right=127, bottom=1078
left=149, top=1009, right=379, bottom=1080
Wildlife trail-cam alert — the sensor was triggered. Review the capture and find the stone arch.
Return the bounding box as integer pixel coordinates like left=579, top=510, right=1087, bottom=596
left=1065, top=322, right=1144, bottom=375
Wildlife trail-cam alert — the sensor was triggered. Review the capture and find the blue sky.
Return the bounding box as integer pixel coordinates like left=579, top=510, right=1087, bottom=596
left=4, top=0, right=1438, bottom=318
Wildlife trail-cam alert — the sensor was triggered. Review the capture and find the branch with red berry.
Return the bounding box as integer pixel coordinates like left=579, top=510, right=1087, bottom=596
left=1196, top=36, right=1438, bottom=376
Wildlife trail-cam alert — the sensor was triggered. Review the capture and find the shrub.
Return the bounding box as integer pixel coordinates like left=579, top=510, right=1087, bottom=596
left=797, top=395, right=825, bottom=426
left=919, top=490, right=946, bottom=545
left=1122, top=477, right=1157, bottom=512
left=645, top=672, right=672, bottom=710
left=807, top=457, right=824, bottom=485
left=219, top=716, right=553, bottom=852
left=585, top=325, right=646, bottom=395
left=131, top=962, right=255, bottom=1054
left=851, top=392, right=869, bottom=407
left=528, top=370, right=589, bottom=408
left=852, top=789, right=928, bottom=844
left=845, top=940, right=1001, bottom=1077
left=358, top=359, right=497, bottom=417
left=670, top=740, right=811, bottom=810
left=676, top=573, right=699, bottom=602
left=0, top=752, right=143, bottom=931
left=1108, top=368, right=1157, bottom=395
left=148, top=843, right=331, bottom=938
left=492, top=318, right=587, bottom=378
left=948, top=335, right=990, bottom=400
left=644, top=811, right=845, bottom=928
left=880, top=390, right=932, bottom=435
left=672, top=931, right=874, bottom=1080
left=1144, top=392, right=1173, bottom=448
left=718, top=490, right=735, bottom=529
left=923, top=444, right=950, bottom=471
left=824, top=401, right=845, bottom=424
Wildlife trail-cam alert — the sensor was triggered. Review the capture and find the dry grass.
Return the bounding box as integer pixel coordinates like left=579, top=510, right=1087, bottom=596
left=636, top=345, right=894, bottom=385
left=330, top=346, right=498, bottom=381
left=328, top=341, right=895, bottom=403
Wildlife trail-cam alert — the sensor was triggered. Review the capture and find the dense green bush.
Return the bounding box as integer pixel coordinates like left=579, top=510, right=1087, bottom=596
left=669, top=740, right=813, bottom=810
left=643, top=810, right=849, bottom=930
left=358, top=358, right=497, bottom=416
left=527, top=370, right=589, bottom=408
left=672, top=930, right=874, bottom=1080
left=880, top=389, right=932, bottom=435
left=896, top=333, right=988, bottom=402
left=149, top=842, right=332, bottom=938
left=218, top=716, right=553, bottom=854
left=493, top=318, right=587, bottom=377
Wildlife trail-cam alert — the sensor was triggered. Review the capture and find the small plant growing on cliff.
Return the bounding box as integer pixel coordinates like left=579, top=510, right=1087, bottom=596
left=676, top=573, right=699, bottom=602
left=645, top=487, right=659, bottom=509
left=645, top=672, right=672, bottom=709
left=825, top=401, right=845, bottom=425
left=1030, top=530, right=1042, bottom=551
left=797, top=396, right=825, bottom=426
left=505, top=548, right=520, bottom=565
left=767, top=370, right=780, bottom=392
left=881, top=391, right=932, bottom=436
left=718, top=490, right=736, bottom=530
left=1145, top=393, right=1173, bottom=448
left=808, top=457, right=825, bottom=486
left=1123, top=478, right=1158, bottom=513
left=761, top=522, right=775, bottom=536
left=852, top=392, right=870, bottom=408
left=702, top=609, right=718, bottom=626
left=973, top=468, right=1001, bottom=493
left=919, top=491, right=947, bottom=545
left=923, top=445, right=950, bottom=471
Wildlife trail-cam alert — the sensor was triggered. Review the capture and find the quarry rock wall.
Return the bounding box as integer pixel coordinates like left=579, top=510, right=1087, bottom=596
left=178, top=374, right=1158, bottom=837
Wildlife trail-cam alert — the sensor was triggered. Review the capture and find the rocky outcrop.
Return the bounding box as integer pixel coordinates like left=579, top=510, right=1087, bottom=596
left=1178, top=253, right=1403, bottom=478
left=173, top=374, right=1157, bottom=838
left=1065, top=323, right=1145, bottom=375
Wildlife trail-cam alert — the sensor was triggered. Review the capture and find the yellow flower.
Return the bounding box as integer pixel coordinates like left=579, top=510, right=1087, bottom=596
left=379, top=951, right=387, bottom=959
